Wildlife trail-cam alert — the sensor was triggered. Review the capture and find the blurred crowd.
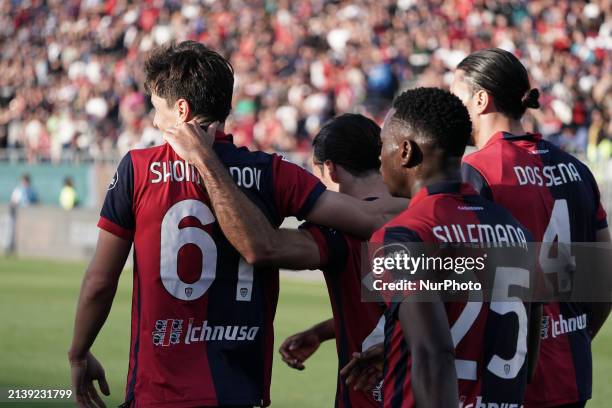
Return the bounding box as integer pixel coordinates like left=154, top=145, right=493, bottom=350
left=0, top=0, right=610, bottom=163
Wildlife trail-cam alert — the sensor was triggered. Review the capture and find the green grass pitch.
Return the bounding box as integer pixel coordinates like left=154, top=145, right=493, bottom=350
left=0, top=257, right=611, bottom=407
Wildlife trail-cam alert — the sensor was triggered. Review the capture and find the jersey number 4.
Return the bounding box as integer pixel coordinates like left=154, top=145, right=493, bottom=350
left=160, top=199, right=254, bottom=302
left=540, top=199, right=575, bottom=292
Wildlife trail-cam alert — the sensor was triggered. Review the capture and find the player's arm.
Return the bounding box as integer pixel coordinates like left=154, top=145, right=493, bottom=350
left=589, top=227, right=612, bottom=339
left=399, top=299, right=459, bottom=407
left=164, top=122, right=396, bottom=265
left=279, top=319, right=335, bottom=370
left=305, top=191, right=408, bottom=239
left=164, top=122, right=325, bottom=268
left=68, top=230, right=131, bottom=407
left=254, top=220, right=350, bottom=269
left=253, top=227, right=323, bottom=269
left=69, top=231, right=131, bottom=360
left=69, top=152, right=135, bottom=407
left=164, top=121, right=282, bottom=266
left=165, top=121, right=406, bottom=241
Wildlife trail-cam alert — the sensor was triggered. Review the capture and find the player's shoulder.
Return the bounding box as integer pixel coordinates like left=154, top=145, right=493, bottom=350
left=214, top=140, right=279, bottom=168
left=409, top=190, right=452, bottom=217
left=130, top=143, right=167, bottom=156
left=537, top=139, right=601, bottom=194
left=463, top=140, right=505, bottom=164
left=541, top=139, right=594, bottom=174
left=125, top=143, right=170, bottom=165
left=462, top=140, right=506, bottom=179
left=372, top=204, right=431, bottom=243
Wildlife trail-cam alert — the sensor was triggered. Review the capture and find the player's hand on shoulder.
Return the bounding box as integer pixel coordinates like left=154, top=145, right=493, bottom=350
left=340, top=342, right=384, bottom=391
left=69, top=351, right=110, bottom=408
left=163, top=120, right=218, bottom=164
left=278, top=329, right=322, bottom=370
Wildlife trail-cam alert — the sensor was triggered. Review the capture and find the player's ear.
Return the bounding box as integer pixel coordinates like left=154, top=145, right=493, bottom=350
left=400, top=140, right=422, bottom=169
left=175, top=99, right=191, bottom=123
left=324, top=160, right=339, bottom=183
left=474, top=89, right=490, bottom=114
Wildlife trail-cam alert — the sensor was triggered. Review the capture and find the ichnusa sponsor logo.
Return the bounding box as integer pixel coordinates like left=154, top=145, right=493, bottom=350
left=541, top=313, right=587, bottom=339
left=184, top=319, right=259, bottom=344
left=153, top=319, right=260, bottom=346
left=460, top=396, right=523, bottom=408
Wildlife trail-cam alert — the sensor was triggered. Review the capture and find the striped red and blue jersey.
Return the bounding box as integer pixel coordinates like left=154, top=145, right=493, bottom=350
left=371, top=181, right=532, bottom=408
left=300, top=198, right=385, bottom=408
left=98, top=132, right=326, bottom=408
left=462, top=132, right=608, bottom=407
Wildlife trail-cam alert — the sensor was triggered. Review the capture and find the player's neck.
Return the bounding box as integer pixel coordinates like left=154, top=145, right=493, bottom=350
left=339, top=173, right=390, bottom=200
left=476, top=114, right=526, bottom=149
left=411, top=159, right=463, bottom=196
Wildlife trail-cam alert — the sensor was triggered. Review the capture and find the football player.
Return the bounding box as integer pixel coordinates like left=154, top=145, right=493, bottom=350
left=167, top=113, right=389, bottom=407
left=371, top=87, right=540, bottom=408
left=452, top=48, right=611, bottom=408
left=68, top=41, right=406, bottom=408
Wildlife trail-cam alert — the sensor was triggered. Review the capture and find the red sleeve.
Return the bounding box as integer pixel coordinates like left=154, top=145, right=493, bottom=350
left=271, top=155, right=326, bottom=220
left=301, top=225, right=329, bottom=267
left=98, top=216, right=134, bottom=241
left=298, top=222, right=349, bottom=271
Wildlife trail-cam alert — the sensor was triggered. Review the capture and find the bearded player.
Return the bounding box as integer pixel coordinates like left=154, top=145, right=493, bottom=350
left=452, top=48, right=611, bottom=408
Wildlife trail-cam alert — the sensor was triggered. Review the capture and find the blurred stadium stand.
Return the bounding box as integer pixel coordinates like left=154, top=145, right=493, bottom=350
left=0, top=0, right=609, bottom=158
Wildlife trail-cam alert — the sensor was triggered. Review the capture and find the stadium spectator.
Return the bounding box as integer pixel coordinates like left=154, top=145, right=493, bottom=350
left=10, top=174, right=38, bottom=208
left=59, top=176, right=79, bottom=210
left=7, top=173, right=37, bottom=255
left=0, top=0, right=609, bottom=161
left=588, top=108, right=612, bottom=162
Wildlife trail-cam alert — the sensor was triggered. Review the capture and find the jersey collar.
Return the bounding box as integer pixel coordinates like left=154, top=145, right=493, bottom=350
left=484, top=131, right=542, bottom=149
left=409, top=181, right=477, bottom=208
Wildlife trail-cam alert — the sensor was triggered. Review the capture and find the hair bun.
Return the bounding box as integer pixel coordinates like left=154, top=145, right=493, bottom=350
left=522, top=88, right=540, bottom=109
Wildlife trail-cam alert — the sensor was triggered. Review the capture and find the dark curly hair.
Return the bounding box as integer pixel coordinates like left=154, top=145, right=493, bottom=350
left=313, top=114, right=381, bottom=176
left=144, top=41, right=234, bottom=123
left=391, top=87, right=472, bottom=158
left=457, top=48, right=540, bottom=120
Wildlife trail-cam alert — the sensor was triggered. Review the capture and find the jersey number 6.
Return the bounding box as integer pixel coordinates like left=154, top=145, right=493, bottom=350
left=160, top=199, right=254, bottom=302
